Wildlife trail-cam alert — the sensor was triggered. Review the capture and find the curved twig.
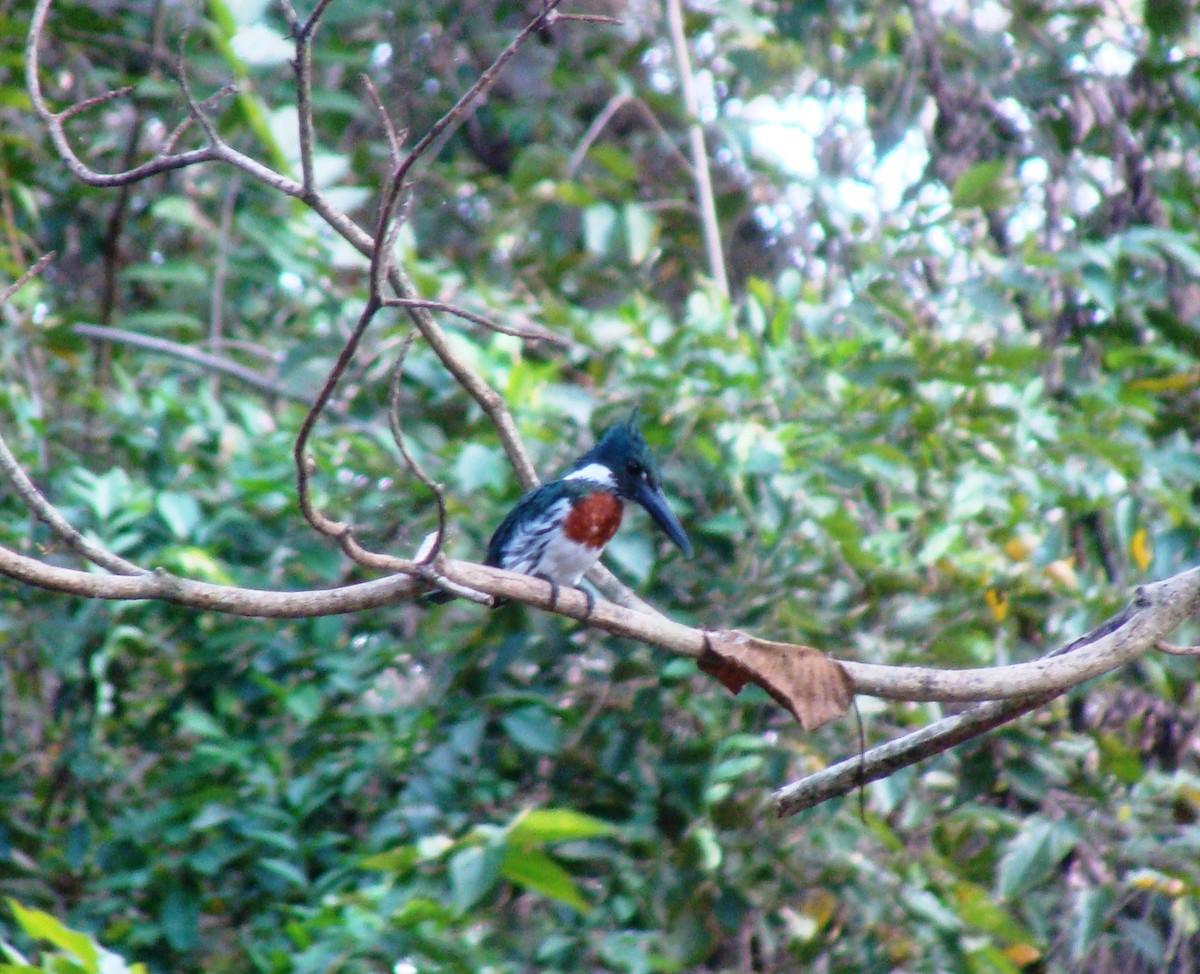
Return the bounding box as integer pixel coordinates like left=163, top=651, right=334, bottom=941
left=293, top=294, right=383, bottom=541
left=388, top=331, right=446, bottom=565
left=27, top=0, right=550, bottom=501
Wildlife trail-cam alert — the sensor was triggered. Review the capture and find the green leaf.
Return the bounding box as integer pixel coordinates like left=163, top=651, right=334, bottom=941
left=176, top=707, right=226, bottom=739
left=120, top=261, right=208, bottom=288
left=258, top=857, right=308, bottom=889
left=500, top=707, right=562, bottom=755
left=583, top=203, right=620, bottom=257
left=1071, top=886, right=1114, bottom=961
left=500, top=847, right=588, bottom=912
left=156, top=492, right=201, bottom=540
left=389, top=898, right=454, bottom=928
left=162, top=547, right=234, bottom=585
left=508, top=808, right=617, bottom=845
left=159, top=886, right=199, bottom=952
left=453, top=443, right=507, bottom=494
left=115, top=311, right=205, bottom=334
left=7, top=901, right=99, bottom=972
left=623, top=203, right=657, bottom=264
left=357, top=844, right=420, bottom=873
left=449, top=845, right=503, bottom=914
left=953, top=881, right=1036, bottom=944
left=951, top=160, right=1008, bottom=209
left=997, top=819, right=1079, bottom=899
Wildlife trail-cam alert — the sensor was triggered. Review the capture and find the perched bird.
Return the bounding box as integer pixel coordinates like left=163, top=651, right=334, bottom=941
left=431, top=413, right=691, bottom=609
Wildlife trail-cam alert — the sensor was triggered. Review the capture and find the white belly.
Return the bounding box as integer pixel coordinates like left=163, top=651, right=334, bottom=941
left=529, top=532, right=604, bottom=586
left=501, top=498, right=604, bottom=586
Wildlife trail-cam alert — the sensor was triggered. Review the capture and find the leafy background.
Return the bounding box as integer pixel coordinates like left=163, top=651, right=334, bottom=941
left=3, top=0, right=1200, bottom=972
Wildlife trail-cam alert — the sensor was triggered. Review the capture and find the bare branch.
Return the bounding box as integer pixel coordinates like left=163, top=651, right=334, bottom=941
left=160, top=84, right=238, bottom=155
left=71, top=324, right=315, bottom=404
left=551, top=12, right=623, bottom=25
left=389, top=0, right=569, bottom=194
left=58, top=86, right=134, bottom=123
left=0, top=252, right=55, bottom=308
left=382, top=297, right=569, bottom=346
left=27, top=0, right=549, bottom=502
left=0, top=417, right=146, bottom=575
left=297, top=0, right=338, bottom=43
left=361, top=75, right=402, bottom=168
left=0, top=540, right=421, bottom=615
left=368, top=0, right=572, bottom=308
left=664, top=0, right=729, bottom=300
left=16, top=0, right=772, bottom=636
left=772, top=570, right=1200, bottom=812
left=388, top=332, right=446, bottom=565
left=174, top=34, right=222, bottom=146
left=279, top=0, right=319, bottom=192
left=772, top=693, right=1056, bottom=817
left=839, top=571, right=1200, bottom=702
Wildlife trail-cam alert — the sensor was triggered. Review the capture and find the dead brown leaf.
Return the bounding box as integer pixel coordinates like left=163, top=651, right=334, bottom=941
left=698, top=630, right=853, bottom=731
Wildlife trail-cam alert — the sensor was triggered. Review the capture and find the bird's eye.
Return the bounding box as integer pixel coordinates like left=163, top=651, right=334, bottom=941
left=626, top=459, right=641, bottom=475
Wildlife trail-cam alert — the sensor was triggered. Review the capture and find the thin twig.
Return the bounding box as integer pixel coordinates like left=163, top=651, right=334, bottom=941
left=382, top=297, right=568, bottom=346
left=160, top=84, right=239, bottom=155
left=0, top=252, right=55, bottom=308
left=369, top=0, right=571, bottom=306
left=552, top=13, right=622, bottom=24
left=280, top=0, right=318, bottom=192
left=293, top=294, right=383, bottom=540
left=388, top=331, right=446, bottom=565
left=58, top=86, right=134, bottom=123
left=361, top=74, right=402, bottom=168
left=208, top=177, right=240, bottom=397
left=566, top=92, right=695, bottom=180
left=71, top=324, right=315, bottom=404
left=175, top=34, right=221, bottom=145
left=298, top=0, right=338, bottom=42
left=568, top=91, right=634, bottom=177
left=97, top=0, right=164, bottom=397
left=0, top=168, right=25, bottom=268
left=294, top=0, right=578, bottom=577
left=664, top=0, right=729, bottom=300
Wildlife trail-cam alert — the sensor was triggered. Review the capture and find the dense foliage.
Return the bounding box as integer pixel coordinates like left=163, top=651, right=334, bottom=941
left=3, top=1, right=1200, bottom=971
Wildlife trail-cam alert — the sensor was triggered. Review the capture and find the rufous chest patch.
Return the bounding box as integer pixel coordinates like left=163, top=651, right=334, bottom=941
left=562, top=491, right=624, bottom=549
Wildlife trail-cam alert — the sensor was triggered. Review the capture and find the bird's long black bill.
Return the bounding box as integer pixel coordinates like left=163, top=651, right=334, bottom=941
left=633, top=481, right=693, bottom=557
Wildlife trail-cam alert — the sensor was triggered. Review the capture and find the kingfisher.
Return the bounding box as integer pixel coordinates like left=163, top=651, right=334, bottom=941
left=431, top=413, right=691, bottom=609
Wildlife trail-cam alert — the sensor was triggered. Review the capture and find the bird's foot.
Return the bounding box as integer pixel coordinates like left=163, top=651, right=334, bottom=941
left=534, top=572, right=561, bottom=611
left=576, top=586, right=595, bottom=621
